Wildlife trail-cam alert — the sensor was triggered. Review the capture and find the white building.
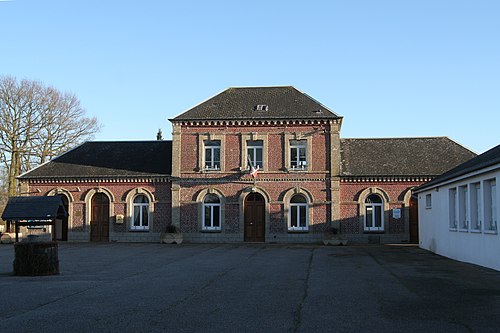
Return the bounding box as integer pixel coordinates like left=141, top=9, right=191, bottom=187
left=416, top=144, right=500, bottom=271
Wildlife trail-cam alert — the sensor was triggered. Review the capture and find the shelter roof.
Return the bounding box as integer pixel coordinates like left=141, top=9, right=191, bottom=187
left=1, top=196, right=67, bottom=221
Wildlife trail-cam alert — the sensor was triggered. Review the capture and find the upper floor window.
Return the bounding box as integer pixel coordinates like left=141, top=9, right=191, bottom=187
left=290, top=140, right=307, bottom=170
left=289, top=194, right=308, bottom=231
left=247, top=140, right=263, bottom=169
left=203, top=194, right=221, bottom=231
left=132, top=195, right=149, bottom=230
left=204, top=140, right=221, bottom=170
left=365, top=194, right=383, bottom=231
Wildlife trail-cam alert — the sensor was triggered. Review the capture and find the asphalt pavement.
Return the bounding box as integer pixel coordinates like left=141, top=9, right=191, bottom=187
left=0, top=243, right=499, bottom=332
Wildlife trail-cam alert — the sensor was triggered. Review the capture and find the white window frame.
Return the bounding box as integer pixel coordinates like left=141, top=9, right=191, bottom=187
left=288, top=195, right=308, bottom=231
left=247, top=140, right=264, bottom=169
left=484, top=179, right=497, bottom=232
left=470, top=183, right=481, bottom=232
left=204, top=140, right=221, bottom=171
left=364, top=195, right=384, bottom=231
left=458, top=185, right=468, bottom=231
left=290, top=140, right=307, bottom=170
left=449, top=188, right=458, bottom=229
left=425, top=194, right=432, bottom=209
left=202, top=195, right=221, bottom=231
left=132, top=195, right=149, bottom=231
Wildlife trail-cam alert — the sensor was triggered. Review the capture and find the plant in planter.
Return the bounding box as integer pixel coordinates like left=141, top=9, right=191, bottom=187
left=160, top=224, right=183, bottom=244
left=323, top=226, right=348, bottom=246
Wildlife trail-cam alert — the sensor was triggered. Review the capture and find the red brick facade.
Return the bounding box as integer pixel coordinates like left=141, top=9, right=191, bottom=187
left=16, top=87, right=473, bottom=244
left=20, top=180, right=171, bottom=242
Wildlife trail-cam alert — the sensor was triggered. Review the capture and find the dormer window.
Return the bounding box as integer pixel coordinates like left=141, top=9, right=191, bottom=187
left=255, top=104, right=269, bottom=111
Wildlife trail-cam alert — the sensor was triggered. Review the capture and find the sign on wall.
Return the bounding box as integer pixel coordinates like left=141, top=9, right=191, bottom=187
left=392, top=208, right=401, bottom=219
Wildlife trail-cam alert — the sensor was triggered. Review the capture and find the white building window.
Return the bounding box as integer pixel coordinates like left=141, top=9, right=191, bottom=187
left=470, top=183, right=481, bottom=231
left=484, top=179, right=497, bottom=232
left=247, top=140, right=263, bottom=169
left=204, top=140, right=221, bottom=170
left=365, top=194, right=384, bottom=231
left=449, top=188, right=457, bottom=229
left=289, top=194, right=308, bottom=231
left=203, top=194, right=221, bottom=231
left=132, top=195, right=149, bottom=230
left=290, top=140, right=307, bottom=170
left=458, top=185, right=468, bottom=230
left=425, top=194, right=432, bottom=209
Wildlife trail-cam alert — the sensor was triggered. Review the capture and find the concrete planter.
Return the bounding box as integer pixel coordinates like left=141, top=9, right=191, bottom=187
left=160, top=233, right=183, bottom=244
left=323, top=238, right=348, bottom=246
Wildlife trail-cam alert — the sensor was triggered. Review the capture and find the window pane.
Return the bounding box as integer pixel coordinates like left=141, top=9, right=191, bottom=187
left=299, top=147, right=306, bottom=162
left=205, top=148, right=212, bottom=165
left=134, top=195, right=148, bottom=203
left=291, top=195, right=306, bottom=203
left=366, top=206, right=373, bottom=227
left=375, top=206, right=382, bottom=227
left=492, top=183, right=497, bottom=226
left=214, top=148, right=220, bottom=165
left=204, top=206, right=211, bottom=227
left=291, top=206, right=298, bottom=227
left=256, top=148, right=263, bottom=167
left=291, top=147, right=298, bottom=167
left=204, top=194, right=220, bottom=203
left=134, top=206, right=141, bottom=226
left=299, top=206, right=307, bottom=227
left=213, top=206, right=220, bottom=227
left=247, top=148, right=254, bottom=162
left=366, top=195, right=382, bottom=204
left=142, top=206, right=149, bottom=227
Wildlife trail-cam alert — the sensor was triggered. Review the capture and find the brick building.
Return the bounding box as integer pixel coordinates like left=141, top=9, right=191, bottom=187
left=17, top=86, right=475, bottom=243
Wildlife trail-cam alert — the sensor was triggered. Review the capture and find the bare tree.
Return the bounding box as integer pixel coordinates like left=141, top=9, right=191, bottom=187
left=0, top=75, right=100, bottom=196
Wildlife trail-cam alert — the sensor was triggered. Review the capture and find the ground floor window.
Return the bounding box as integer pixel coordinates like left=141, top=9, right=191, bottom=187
left=365, top=194, right=383, bottom=231
left=289, top=194, right=308, bottom=231
left=132, top=194, right=149, bottom=230
left=203, top=194, right=221, bottom=230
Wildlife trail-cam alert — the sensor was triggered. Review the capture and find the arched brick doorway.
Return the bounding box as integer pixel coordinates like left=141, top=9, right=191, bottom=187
left=56, top=194, right=69, bottom=241
left=244, top=193, right=265, bottom=242
left=91, top=193, right=109, bottom=242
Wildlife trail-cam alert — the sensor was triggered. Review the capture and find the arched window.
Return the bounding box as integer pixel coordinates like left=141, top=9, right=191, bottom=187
left=203, top=194, right=221, bottom=230
left=365, top=194, right=383, bottom=231
left=132, top=195, right=149, bottom=230
left=289, top=194, right=308, bottom=231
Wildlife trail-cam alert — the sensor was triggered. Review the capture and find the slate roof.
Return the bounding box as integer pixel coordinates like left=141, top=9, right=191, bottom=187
left=340, top=137, right=476, bottom=177
left=416, top=144, right=500, bottom=192
left=172, top=86, right=342, bottom=121
left=2, top=196, right=67, bottom=220
left=19, top=141, right=172, bottom=179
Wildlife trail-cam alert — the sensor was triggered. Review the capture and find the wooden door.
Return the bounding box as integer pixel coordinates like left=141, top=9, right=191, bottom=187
left=244, top=193, right=265, bottom=242
left=91, top=193, right=109, bottom=242
left=57, top=194, right=69, bottom=241
left=409, top=196, right=419, bottom=243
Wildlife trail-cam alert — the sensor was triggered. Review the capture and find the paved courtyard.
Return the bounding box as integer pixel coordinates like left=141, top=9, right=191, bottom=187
left=0, top=243, right=499, bottom=332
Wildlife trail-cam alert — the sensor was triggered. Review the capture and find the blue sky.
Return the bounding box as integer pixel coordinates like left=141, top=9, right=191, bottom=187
left=1, top=0, right=498, bottom=153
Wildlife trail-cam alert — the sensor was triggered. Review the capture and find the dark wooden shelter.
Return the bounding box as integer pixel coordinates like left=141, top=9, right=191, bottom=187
left=1, top=196, right=68, bottom=242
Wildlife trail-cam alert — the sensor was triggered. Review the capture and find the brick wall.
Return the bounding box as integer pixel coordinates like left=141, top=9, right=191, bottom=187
left=23, top=180, right=171, bottom=242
